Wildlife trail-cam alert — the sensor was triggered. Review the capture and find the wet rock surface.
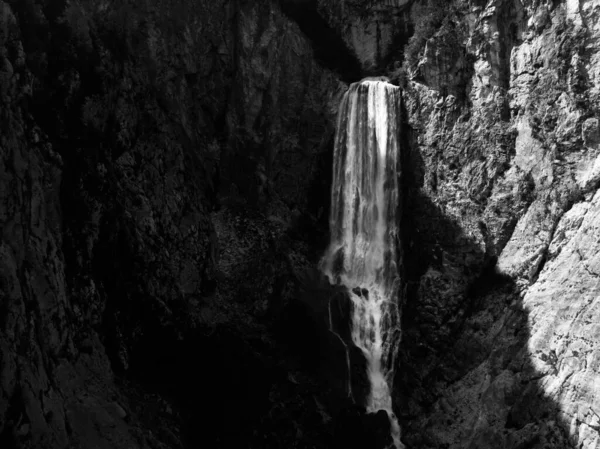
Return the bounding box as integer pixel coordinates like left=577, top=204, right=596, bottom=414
left=333, top=406, right=393, bottom=449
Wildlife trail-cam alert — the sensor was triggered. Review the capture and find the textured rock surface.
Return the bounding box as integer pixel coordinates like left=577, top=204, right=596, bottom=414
left=396, top=0, right=600, bottom=448
left=0, top=0, right=344, bottom=448
left=317, top=0, right=412, bottom=72
left=3, top=0, right=600, bottom=448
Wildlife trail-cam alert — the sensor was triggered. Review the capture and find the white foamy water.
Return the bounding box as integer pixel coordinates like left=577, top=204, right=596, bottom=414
left=321, top=79, right=403, bottom=449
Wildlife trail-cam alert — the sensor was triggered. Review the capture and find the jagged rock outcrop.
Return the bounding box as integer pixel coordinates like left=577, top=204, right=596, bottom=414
left=395, top=0, right=600, bottom=448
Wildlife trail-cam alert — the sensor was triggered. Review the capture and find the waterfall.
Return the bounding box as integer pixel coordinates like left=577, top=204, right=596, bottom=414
left=321, top=79, right=403, bottom=449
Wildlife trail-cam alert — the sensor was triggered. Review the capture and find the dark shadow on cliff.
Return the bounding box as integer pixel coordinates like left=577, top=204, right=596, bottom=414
left=272, top=267, right=398, bottom=449
left=93, top=129, right=373, bottom=449
left=279, top=0, right=363, bottom=83
left=394, top=121, right=577, bottom=448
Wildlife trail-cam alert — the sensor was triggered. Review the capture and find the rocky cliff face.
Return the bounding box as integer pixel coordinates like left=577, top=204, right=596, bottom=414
left=394, top=0, right=600, bottom=448
left=0, top=0, right=343, bottom=448
left=2, top=0, right=600, bottom=448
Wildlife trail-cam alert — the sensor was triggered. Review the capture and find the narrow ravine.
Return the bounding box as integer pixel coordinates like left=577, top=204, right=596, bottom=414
left=321, top=79, right=403, bottom=448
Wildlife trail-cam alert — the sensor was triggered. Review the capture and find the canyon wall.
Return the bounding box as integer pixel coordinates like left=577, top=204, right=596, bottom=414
left=2, top=0, right=600, bottom=448
left=0, top=0, right=343, bottom=448
left=394, top=0, right=600, bottom=448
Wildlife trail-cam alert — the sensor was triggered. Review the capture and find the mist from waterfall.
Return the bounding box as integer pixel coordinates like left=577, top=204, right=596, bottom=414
left=321, top=79, right=403, bottom=449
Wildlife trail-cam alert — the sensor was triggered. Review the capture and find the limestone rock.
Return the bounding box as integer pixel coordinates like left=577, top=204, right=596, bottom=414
left=397, top=0, right=600, bottom=447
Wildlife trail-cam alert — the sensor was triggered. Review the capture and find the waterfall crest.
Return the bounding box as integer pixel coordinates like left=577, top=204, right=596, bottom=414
left=321, top=79, right=403, bottom=448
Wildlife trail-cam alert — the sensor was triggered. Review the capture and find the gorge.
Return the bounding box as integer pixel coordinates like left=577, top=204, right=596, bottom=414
left=1, top=0, right=600, bottom=448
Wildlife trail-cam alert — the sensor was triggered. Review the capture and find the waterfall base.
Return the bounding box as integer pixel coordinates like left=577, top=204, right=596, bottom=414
left=348, top=286, right=403, bottom=449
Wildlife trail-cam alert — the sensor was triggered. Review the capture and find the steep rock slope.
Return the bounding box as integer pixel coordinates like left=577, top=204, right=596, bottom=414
left=0, top=0, right=345, bottom=448
left=316, top=0, right=412, bottom=72
left=396, top=0, right=600, bottom=448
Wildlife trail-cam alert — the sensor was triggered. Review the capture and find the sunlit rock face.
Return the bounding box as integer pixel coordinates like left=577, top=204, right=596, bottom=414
left=524, top=190, right=600, bottom=448
left=399, top=0, right=600, bottom=448
left=322, top=79, right=403, bottom=448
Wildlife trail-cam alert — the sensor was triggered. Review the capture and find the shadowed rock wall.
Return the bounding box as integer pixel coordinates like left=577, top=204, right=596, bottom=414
left=0, top=0, right=345, bottom=447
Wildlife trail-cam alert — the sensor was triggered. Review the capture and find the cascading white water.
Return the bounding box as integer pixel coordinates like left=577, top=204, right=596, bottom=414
left=321, top=79, right=403, bottom=449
